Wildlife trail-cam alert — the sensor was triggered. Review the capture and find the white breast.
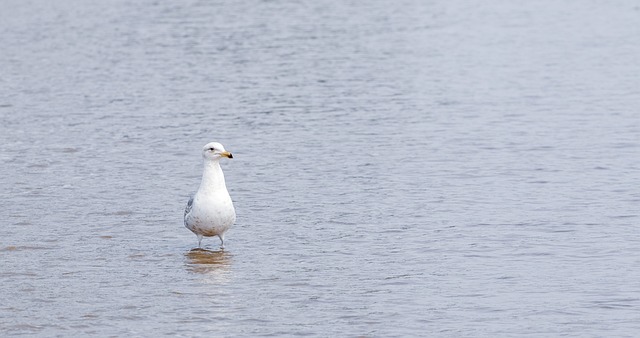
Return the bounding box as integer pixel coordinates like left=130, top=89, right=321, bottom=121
left=186, top=192, right=236, bottom=237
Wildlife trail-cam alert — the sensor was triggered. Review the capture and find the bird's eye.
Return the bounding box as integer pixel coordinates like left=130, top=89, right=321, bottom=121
left=209, top=148, right=215, bottom=151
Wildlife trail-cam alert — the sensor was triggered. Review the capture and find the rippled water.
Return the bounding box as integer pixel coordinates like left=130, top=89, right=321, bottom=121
left=1, top=0, right=639, bottom=336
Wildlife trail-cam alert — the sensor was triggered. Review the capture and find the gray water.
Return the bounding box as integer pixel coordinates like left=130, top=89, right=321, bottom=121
left=1, top=0, right=639, bottom=336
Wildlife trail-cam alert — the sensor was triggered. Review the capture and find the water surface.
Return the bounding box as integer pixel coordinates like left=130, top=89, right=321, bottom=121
left=1, top=0, right=639, bottom=336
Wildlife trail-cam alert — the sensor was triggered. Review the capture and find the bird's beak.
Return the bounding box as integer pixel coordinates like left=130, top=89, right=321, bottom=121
left=221, top=151, right=233, bottom=159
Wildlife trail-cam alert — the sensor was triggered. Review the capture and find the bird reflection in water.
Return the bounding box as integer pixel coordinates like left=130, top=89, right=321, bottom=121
left=184, top=248, right=232, bottom=276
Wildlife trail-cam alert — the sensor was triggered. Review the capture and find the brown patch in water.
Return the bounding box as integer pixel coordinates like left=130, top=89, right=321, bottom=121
left=185, top=248, right=232, bottom=274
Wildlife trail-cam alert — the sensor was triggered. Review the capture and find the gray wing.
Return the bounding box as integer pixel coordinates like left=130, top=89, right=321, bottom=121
left=184, top=193, right=194, bottom=222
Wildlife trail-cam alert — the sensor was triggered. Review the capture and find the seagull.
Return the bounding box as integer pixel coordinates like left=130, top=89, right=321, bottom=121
left=184, top=142, right=236, bottom=249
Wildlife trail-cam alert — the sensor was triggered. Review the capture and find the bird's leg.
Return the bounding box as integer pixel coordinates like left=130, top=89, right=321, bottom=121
left=218, top=234, right=225, bottom=250
left=197, top=234, right=203, bottom=248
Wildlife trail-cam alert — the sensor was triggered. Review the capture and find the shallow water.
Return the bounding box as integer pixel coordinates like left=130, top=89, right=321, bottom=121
left=1, top=0, right=639, bottom=336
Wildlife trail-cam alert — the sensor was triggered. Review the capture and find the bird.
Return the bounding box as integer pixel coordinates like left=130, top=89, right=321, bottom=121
left=184, top=142, right=236, bottom=249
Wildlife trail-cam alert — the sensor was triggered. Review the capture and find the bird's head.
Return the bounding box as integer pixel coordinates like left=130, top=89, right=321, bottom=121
left=202, top=142, right=233, bottom=161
